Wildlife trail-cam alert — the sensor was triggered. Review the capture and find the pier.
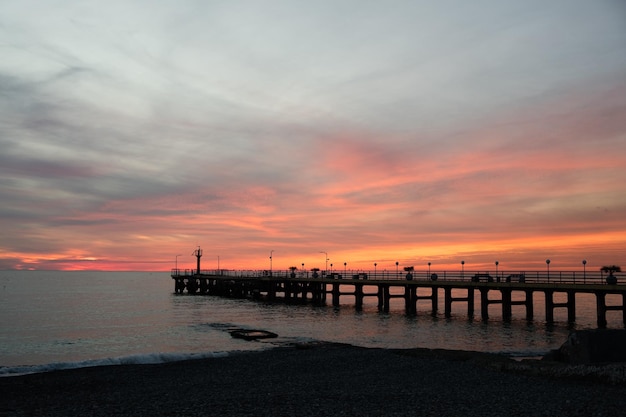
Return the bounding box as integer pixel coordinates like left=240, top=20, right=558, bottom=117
left=171, top=267, right=625, bottom=328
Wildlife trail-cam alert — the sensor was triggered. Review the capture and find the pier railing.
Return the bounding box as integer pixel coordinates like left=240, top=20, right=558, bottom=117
left=170, top=268, right=621, bottom=285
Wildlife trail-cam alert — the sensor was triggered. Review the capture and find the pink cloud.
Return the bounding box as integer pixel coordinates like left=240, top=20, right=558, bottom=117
left=3, top=80, right=626, bottom=271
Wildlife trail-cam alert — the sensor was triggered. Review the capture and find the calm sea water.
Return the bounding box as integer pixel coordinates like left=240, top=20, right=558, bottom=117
left=1, top=271, right=622, bottom=376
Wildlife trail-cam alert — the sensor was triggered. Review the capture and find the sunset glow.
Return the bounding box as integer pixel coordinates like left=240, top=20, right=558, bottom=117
left=1, top=1, right=625, bottom=272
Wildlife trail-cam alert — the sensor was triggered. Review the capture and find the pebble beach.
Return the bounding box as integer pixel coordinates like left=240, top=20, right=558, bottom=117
left=2, top=343, right=626, bottom=417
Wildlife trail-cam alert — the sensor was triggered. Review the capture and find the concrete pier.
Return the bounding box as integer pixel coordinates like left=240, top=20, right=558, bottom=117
left=171, top=269, right=625, bottom=328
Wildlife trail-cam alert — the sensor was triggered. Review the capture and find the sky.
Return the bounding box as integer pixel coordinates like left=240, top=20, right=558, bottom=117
left=1, top=1, right=625, bottom=273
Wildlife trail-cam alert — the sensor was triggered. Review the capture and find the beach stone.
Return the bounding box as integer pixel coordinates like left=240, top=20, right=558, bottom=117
left=4, top=344, right=626, bottom=416
left=557, top=329, right=626, bottom=364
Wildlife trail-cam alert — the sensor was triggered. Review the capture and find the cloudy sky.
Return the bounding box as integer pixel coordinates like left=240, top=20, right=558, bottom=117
left=1, top=1, right=625, bottom=272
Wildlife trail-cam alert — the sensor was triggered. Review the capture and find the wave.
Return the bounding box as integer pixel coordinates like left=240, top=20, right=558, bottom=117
left=0, top=351, right=230, bottom=378
left=495, top=348, right=549, bottom=360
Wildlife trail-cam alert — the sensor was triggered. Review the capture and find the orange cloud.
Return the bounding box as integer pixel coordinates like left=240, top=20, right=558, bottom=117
left=2, top=81, right=625, bottom=272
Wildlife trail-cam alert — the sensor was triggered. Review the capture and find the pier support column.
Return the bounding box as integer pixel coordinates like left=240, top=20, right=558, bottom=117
left=332, top=282, right=340, bottom=307
left=404, top=286, right=416, bottom=315
left=404, top=285, right=410, bottom=312
left=502, top=289, right=512, bottom=321
left=377, top=285, right=384, bottom=311
left=299, top=282, right=312, bottom=304
left=307, top=282, right=315, bottom=304
left=480, top=288, right=489, bottom=321
left=301, top=282, right=308, bottom=302
left=314, top=282, right=324, bottom=304
left=525, top=290, right=534, bottom=321
left=383, top=285, right=391, bottom=312
left=567, top=290, right=576, bottom=323
left=268, top=281, right=276, bottom=301
left=596, top=292, right=607, bottom=328
left=174, top=278, right=185, bottom=294
left=467, top=288, right=475, bottom=318
left=251, top=280, right=260, bottom=300
left=623, top=294, right=626, bottom=327
left=284, top=282, right=292, bottom=303
left=410, top=286, right=417, bottom=314
left=431, top=287, right=439, bottom=316
left=545, top=290, right=554, bottom=324
left=186, top=278, right=198, bottom=294
left=355, top=284, right=364, bottom=310
left=199, top=278, right=208, bottom=294
left=444, top=287, right=452, bottom=317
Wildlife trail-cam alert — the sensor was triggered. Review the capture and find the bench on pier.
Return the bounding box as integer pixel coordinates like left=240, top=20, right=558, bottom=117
left=472, top=273, right=494, bottom=283
left=506, top=274, right=526, bottom=283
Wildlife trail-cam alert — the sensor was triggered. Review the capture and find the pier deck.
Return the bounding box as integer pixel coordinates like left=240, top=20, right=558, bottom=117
left=171, top=269, right=625, bottom=328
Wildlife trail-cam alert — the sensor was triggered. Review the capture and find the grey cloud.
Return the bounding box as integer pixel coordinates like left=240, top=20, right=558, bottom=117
left=1, top=0, right=625, bottom=268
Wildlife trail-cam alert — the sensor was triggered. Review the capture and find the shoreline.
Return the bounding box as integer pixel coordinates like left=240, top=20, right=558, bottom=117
left=0, top=336, right=551, bottom=379
left=2, top=343, right=626, bottom=416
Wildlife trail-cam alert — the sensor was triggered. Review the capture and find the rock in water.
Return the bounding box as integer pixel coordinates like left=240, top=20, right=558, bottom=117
left=229, top=329, right=278, bottom=341
left=556, top=329, right=626, bottom=364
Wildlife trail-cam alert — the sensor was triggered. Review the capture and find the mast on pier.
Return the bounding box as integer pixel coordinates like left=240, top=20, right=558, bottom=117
left=193, top=246, right=203, bottom=274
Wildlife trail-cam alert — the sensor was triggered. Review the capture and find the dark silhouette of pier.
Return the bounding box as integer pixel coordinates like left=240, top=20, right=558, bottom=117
left=171, top=265, right=625, bottom=328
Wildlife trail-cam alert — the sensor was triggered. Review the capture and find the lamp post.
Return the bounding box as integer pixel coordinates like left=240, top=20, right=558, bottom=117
left=461, top=260, right=465, bottom=279
left=396, top=261, right=399, bottom=278
left=428, top=262, right=431, bottom=278
left=583, top=259, right=587, bottom=284
left=546, top=259, right=551, bottom=281
left=175, top=254, right=182, bottom=275
left=330, top=263, right=333, bottom=273
left=302, top=263, right=305, bottom=278
left=270, top=250, right=274, bottom=276
left=374, top=263, right=377, bottom=278
left=319, top=251, right=328, bottom=273
left=495, top=261, right=499, bottom=279
left=344, top=262, right=347, bottom=277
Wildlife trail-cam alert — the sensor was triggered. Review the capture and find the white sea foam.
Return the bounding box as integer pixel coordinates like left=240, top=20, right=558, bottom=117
left=0, top=351, right=229, bottom=377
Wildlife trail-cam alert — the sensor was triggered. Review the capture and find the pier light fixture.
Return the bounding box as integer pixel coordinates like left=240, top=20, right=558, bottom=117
left=396, top=261, right=399, bottom=277
left=344, top=262, right=347, bottom=276
left=546, top=259, right=551, bottom=281
left=583, top=260, right=587, bottom=283
left=428, top=262, right=431, bottom=277
left=192, top=246, right=203, bottom=275
left=330, top=263, right=333, bottom=273
left=374, top=262, right=377, bottom=277
left=270, top=250, right=274, bottom=275
left=319, top=252, right=329, bottom=273
left=461, top=260, right=465, bottom=278
left=495, top=261, right=499, bottom=278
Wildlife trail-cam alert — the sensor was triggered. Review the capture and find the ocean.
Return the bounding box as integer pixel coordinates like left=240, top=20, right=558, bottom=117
left=0, top=270, right=621, bottom=376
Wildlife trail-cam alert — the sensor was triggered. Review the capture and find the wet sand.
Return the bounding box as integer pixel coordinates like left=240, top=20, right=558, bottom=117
left=2, top=343, right=625, bottom=416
